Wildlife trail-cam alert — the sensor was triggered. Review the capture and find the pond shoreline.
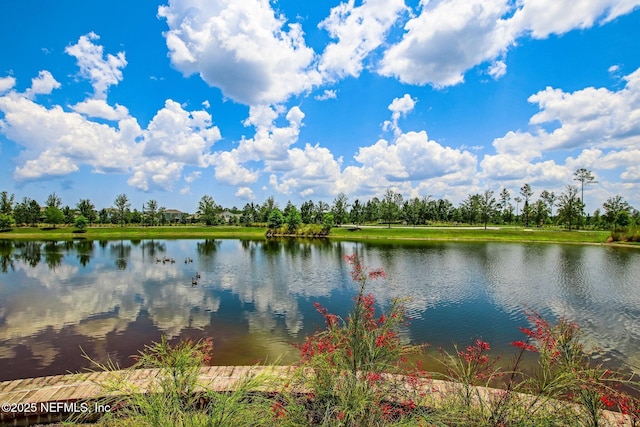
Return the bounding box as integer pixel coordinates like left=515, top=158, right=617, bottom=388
left=1, top=225, right=633, bottom=248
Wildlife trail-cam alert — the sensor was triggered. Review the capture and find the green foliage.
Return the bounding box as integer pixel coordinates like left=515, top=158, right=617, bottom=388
left=198, top=195, right=221, bottom=226
left=321, top=212, right=334, bottom=233
left=44, top=205, right=64, bottom=228
left=74, top=215, right=88, bottom=231
left=89, top=336, right=274, bottom=427
left=0, top=213, right=15, bottom=231
left=291, top=255, right=426, bottom=426
left=268, top=209, right=284, bottom=229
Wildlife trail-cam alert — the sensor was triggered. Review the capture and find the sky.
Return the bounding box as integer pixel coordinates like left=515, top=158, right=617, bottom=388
left=1, top=0, right=639, bottom=214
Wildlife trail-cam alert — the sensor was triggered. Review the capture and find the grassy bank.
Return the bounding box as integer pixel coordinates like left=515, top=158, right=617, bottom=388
left=0, top=224, right=624, bottom=246
left=0, top=225, right=267, bottom=241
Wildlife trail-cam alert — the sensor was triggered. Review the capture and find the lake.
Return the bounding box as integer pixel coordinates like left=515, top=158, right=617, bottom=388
left=0, top=238, right=639, bottom=381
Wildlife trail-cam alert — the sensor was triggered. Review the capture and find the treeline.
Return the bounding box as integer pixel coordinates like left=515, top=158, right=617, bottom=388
left=0, top=169, right=637, bottom=235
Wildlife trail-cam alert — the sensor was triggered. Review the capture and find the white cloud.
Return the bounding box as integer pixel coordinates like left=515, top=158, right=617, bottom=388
left=384, top=93, right=417, bottom=135
left=142, top=99, right=221, bottom=166
left=481, top=67, right=640, bottom=191
left=158, top=0, right=321, bottom=105
left=508, top=0, right=640, bottom=39
left=235, top=105, right=304, bottom=161
left=211, top=150, right=259, bottom=186
left=65, top=32, right=127, bottom=100
left=24, top=70, right=61, bottom=99
left=315, top=89, right=337, bottom=101
left=235, top=187, right=255, bottom=200
left=378, top=0, right=640, bottom=88
left=318, top=0, right=407, bottom=79
left=488, top=60, right=507, bottom=79
left=379, top=0, right=513, bottom=87
left=184, top=171, right=202, bottom=183
left=128, top=159, right=184, bottom=191
left=71, top=99, right=130, bottom=121
left=0, top=76, right=16, bottom=93
left=356, top=131, right=477, bottom=182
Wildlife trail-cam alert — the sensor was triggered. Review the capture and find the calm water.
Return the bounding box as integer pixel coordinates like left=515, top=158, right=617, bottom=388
left=0, top=238, right=639, bottom=381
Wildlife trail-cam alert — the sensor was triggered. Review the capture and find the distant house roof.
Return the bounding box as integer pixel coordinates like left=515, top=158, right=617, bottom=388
left=164, top=209, right=184, bottom=215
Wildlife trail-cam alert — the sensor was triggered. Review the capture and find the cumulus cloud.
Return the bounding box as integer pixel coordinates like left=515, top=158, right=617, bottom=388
left=378, top=0, right=640, bottom=88
left=71, top=99, right=130, bottom=121
left=0, top=80, right=221, bottom=190
left=318, top=0, right=407, bottom=79
left=383, top=93, right=416, bottom=136
left=235, top=187, right=255, bottom=200
left=356, top=131, right=477, bottom=183
left=142, top=99, right=221, bottom=166
left=0, top=76, right=16, bottom=93
left=24, top=70, right=61, bottom=99
left=481, top=66, right=640, bottom=188
left=379, top=0, right=513, bottom=87
left=65, top=32, right=127, bottom=100
left=158, top=0, right=321, bottom=105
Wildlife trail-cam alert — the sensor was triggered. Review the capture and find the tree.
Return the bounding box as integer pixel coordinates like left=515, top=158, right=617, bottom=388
left=314, top=201, right=330, bottom=224
left=0, top=213, right=15, bottom=231
left=44, top=206, right=64, bottom=228
left=144, top=199, right=158, bottom=226
left=364, top=198, right=380, bottom=223
left=350, top=199, right=364, bottom=226
left=267, top=209, right=284, bottom=229
left=513, top=196, right=523, bottom=225
left=402, top=197, right=425, bottom=227
left=98, top=208, right=110, bottom=224
left=533, top=199, right=549, bottom=227
left=380, top=189, right=402, bottom=228
left=46, top=192, right=62, bottom=209
left=114, top=194, right=131, bottom=226
left=300, top=200, right=315, bottom=224
left=259, top=196, right=278, bottom=223
left=497, top=188, right=511, bottom=224
left=460, top=193, right=482, bottom=225
left=241, top=203, right=258, bottom=226
left=322, top=212, right=335, bottom=234
left=573, top=168, right=597, bottom=216
left=520, top=184, right=534, bottom=227
left=0, top=192, right=15, bottom=230
left=556, top=186, right=583, bottom=230
left=602, top=195, right=631, bottom=231
left=62, top=206, right=74, bottom=225
left=331, top=193, right=350, bottom=227
left=76, top=199, right=96, bottom=225
left=479, top=190, right=497, bottom=230
left=540, top=190, right=556, bottom=219
left=285, top=205, right=302, bottom=232
left=0, top=191, right=14, bottom=215
left=198, top=195, right=220, bottom=226
left=74, top=215, right=88, bottom=231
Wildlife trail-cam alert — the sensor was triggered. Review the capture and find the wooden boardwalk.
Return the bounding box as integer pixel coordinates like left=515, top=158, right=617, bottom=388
left=0, top=366, right=633, bottom=426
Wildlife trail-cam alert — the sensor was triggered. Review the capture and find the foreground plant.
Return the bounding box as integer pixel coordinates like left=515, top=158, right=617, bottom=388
left=512, top=310, right=640, bottom=426
left=85, top=336, right=275, bottom=427
left=290, top=254, right=428, bottom=426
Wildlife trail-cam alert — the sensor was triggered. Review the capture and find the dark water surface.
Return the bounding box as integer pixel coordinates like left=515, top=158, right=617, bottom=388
left=0, top=238, right=639, bottom=381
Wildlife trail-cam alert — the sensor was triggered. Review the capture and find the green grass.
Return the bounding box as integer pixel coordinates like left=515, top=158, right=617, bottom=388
left=0, top=225, right=267, bottom=241
left=0, top=224, right=622, bottom=246
left=330, top=226, right=612, bottom=245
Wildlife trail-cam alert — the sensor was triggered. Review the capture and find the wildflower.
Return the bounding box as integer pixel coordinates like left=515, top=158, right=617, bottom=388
left=511, top=340, right=538, bottom=352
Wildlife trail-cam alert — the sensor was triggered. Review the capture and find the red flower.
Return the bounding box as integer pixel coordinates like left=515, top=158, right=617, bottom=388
left=511, top=340, right=538, bottom=352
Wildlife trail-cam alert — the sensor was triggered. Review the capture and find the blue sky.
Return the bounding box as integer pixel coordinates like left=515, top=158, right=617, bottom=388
left=1, top=0, right=639, bottom=213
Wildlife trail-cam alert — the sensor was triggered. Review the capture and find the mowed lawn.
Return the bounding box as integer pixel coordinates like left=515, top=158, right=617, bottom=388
left=0, top=224, right=618, bottom=245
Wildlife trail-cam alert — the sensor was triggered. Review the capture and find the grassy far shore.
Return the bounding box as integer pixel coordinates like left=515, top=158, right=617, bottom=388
left=0, top=224, right=623, bottom=246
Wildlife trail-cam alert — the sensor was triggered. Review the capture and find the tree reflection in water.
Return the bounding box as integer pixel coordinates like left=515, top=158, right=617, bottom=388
left=0, top=240, right=14, bottom=273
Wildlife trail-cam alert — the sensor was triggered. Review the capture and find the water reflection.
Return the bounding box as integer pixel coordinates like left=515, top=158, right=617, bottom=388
left=0, top=239, right=639, bottom=381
